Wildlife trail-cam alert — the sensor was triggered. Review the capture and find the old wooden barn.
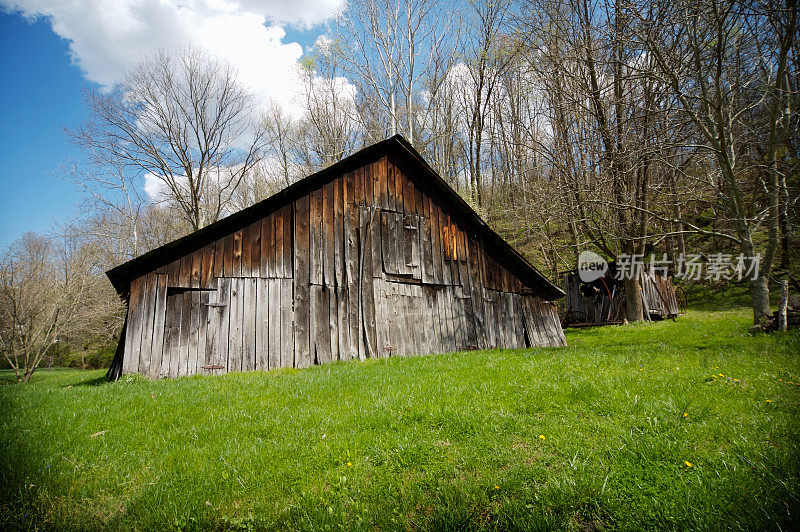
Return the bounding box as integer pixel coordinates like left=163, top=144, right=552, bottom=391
left=106, top=135, right=566, bottom=379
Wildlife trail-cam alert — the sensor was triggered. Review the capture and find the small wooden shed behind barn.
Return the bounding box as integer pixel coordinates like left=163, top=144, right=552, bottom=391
left=106, top=135, right=566, bottom=379
left=561, top=263, right=679, bottom=326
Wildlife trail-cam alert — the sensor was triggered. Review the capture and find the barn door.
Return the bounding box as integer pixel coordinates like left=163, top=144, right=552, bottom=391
left=161, top=285, right=219, bottom=377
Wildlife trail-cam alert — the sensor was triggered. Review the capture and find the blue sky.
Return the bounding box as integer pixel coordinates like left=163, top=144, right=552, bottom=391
left=0, top=1, right=340, bottom=248
left=0, top=12, right=90, bottom=246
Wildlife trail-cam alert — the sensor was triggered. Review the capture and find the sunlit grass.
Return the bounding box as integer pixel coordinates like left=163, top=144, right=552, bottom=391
left=1, top=309, right=798, bottom=530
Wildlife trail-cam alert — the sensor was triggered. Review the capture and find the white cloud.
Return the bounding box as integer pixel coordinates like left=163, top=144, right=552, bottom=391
left=1, top=0, right=346, bottom=114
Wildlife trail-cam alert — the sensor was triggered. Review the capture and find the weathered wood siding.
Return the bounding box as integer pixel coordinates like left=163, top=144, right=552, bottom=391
left=121, top=153, right=565, bottom=378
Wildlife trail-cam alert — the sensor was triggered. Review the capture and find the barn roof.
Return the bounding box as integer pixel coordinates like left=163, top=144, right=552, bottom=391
left=107, top=135, right=564, bottom=300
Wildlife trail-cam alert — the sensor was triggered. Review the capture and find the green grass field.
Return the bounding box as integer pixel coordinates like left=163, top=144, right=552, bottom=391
left=2, top=309, right=799, bottom=530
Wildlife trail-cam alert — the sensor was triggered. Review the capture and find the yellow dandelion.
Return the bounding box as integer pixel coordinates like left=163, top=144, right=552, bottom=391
left=494, top=485, right=500, bottom=490
left=766, top=400, right=772, bottom=403
left=539, top=434, right=546, bottom=440
left=347, top=462, right=352, bottom=467
left=684, top=461, right=693, bottom=468
left=683, top=412, right=688, bottom=417
left=719, top=374, right=724, bottom=377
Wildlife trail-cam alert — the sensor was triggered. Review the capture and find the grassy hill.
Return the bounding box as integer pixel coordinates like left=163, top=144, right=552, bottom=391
left=1, top=309, right=798, bottom=530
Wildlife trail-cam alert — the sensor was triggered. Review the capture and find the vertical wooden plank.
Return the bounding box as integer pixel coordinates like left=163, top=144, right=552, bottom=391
left=401, top=163, right=415, bottom=215
left=252, top=221, right=263, bottom=278
left=282, top=205, right=293, bottom=277
left=437, top=207, right=452, bottom=285
left=149, top=274, right=168, bottom=377
left=505, top=292, right=516, bottom=348
left=337, top=289, right=351, bottom=361
left=136, top=273, right=156, bottom=375
left=547, top=301, right=566, bottom=347
left=329, top=282, right=340, bottom=361
left=395, top=214, right=407, bottom=276
left=274, top=210, right=284, bottom=278
left=223, top=233, right=235, bottom=277
left=369, top=208, right=382, bottom=278
left=186, top=289, right=201, bottom=375
left=386, top=155, right=396, bottom=211
left=354, top=164, right=364, bottom=205
left=525, top=297, right=544, bottom=347
left=190, top=251, right=202, bottom=289
left=242, top=277, right=257, bottom=371
left=261, top=215, right=273, bottom=279
left=411, top=216, right=421, bottom=279
left=334, top=176, right=345, bottom=288
left=372, top=278, right=387, bottom=357
left=532, top=298, right=549, bottom=347
left=394, top=156, right=405, bottom=213
left=311, top=285, right=332, bottom=365
left=227, top=279, right=243, bottom=372
left=196, top=290, right=209, bottom=371
left=203, top=287, right=219, bottom=373
left=178, top=287, right=193, bottom=375
left=200, top=243, right=215, bottom=289
left=212, top=278, right=231, bottom=375
left=380, top=212, right=392, bottom=275
left=363, top=160, right=374, bottom=206
left=360, top=207, right=377, bottom=358
left=294, top=197, right=311, bottom=368
left=178, top=255, right=193, bottom=288
left=165, top=292, right=182, bottom=378
left=422, top=286, right=438, bottom=354
left=376, top=156, right=388, bottom=210
left=255, top=278, right=269, bottom=370
left=482, top=290, right=495, bottom=349
left=420, top=196, right=434, bottom=284
left=429, top=199, right=442, bottom=285
left=409, top=285, right=422, bottom=355
left=232, top=230, right=243, bottom=277
left=494, top=292, right=506, bottom=348
left=395, top=283, right=409, bottom=355
left=309, top=187, right=323, bottom=285
left=495, top=292, right=507, bottom=348
left=280, top=278, right=294, bottom=367
left=268, top=279, right=281, bottom=369
left=122, top=276, right=145, bottom=374
left=240, top=225, right=252, bottom=278
left=458, top=286, right=471, bottom=349
left=213, top=238, right=224, bottom=279
left=442, top=286, right=457, bottom=352
left=323, top=182, right=335, bottom=287
left=467, top=237, right=486, bottom=349
left=385, top=282, right=399, bottom=356
left=510, top=294, right=523, bottom=349
left=345, top=194, right=362, bottom=361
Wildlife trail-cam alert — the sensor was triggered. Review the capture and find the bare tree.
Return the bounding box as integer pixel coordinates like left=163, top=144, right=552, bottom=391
left=0, top=233, right=87, bottom=382
left=460, top=0, right=519, bottom=207
left=633, top=0, right=798, bottom=323
left=296, top=42, right=361, bottom=172
left=340, top=0, right=443, bottom=142
left=69, top=47, right=268, bottom=232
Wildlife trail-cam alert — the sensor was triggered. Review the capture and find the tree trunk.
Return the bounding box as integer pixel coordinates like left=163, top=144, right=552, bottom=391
left=778, top=280, right=788, bottom=331
left=624, top=277, right=644, bottom=322
left=748, top=276, right=771, bottom=325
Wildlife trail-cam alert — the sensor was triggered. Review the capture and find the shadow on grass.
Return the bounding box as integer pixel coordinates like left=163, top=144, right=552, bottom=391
left=72, top=373, right=110, bottom=387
